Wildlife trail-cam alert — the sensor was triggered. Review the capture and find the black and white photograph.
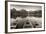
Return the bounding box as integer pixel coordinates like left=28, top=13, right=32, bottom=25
left=10, top=4, right=42, bottom=29
left=7, top=2, right=45, bottom=32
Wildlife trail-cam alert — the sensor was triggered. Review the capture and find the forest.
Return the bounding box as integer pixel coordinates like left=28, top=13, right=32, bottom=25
left=11, top=8, right=42, bottom=19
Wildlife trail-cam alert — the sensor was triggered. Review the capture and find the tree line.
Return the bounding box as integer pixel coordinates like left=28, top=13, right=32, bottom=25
left=11, top=8, right=42, bottom=19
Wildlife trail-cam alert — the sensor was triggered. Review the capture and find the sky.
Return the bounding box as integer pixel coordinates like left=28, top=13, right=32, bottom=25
left=10, top=5, right=42, bottom=11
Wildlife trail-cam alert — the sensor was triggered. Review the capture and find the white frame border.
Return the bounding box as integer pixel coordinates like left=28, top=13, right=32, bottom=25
left=8, top=2, right=44, bottom=32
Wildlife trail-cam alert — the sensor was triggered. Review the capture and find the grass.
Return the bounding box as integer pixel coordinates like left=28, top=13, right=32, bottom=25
left=10, top=16, right=42, bottom=29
